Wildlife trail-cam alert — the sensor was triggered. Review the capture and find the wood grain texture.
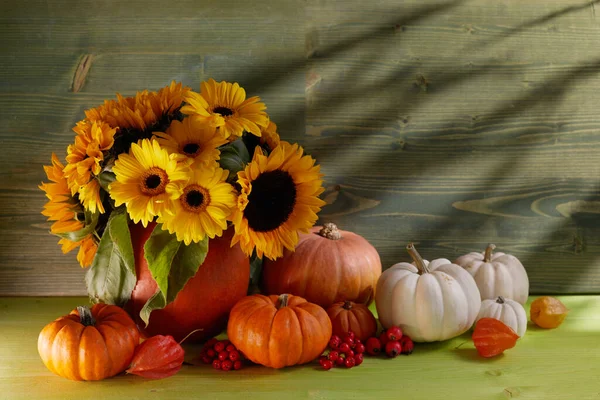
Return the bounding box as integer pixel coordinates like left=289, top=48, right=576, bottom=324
left=1, top=0, right=600, bottom=295
left=1, top=296, right=598, bottom=399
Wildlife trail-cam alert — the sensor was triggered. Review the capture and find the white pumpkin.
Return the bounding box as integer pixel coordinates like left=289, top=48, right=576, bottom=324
left=475, top=296, right=527, bottom=337
left=455, top=244, right=529, bottom=305
left=375, top=244, right=481, bottom=343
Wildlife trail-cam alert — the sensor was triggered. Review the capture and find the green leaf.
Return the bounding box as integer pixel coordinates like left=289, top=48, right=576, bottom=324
left=85, top=208, right=136, bottom=306
left=97, top=171, right=116, bottom=192
left=140, top=227, right=209, bottom=326
left=247, top=252, right=263, bottom=295
left=241, top=131, right=263, bottom=158
left=249, top=253, right=263, bottom=286
left=168, top=237, right=208, bottom=302
left=229, top=138, right=251, bottom=163
left=108, top=207, right=135, bottom=276
left=218, top=139, right=251, bottom=183
left=54, top=210, right=99, bottom=242
left=218, top=152, right=245, bottom=184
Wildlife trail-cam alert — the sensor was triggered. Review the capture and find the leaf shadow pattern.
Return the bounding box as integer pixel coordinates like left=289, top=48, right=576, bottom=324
left=292, top=2, right=600, bottom=293
left=207, top=1, right=469, bottom=142
left=465, top=0, right=600, bottom=51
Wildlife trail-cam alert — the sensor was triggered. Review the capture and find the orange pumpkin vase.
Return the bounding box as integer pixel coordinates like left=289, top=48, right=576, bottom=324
left=227, top=294, right=332, bottom=369
left=261, top=223, right=382, bottom=308
left=38, top=304, right=140, bottom=381
left=128, top=223, right=250, bottom=342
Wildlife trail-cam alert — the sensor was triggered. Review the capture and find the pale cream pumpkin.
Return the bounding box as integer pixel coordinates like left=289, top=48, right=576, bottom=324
left=375, top=244, right=481, bottom=343
left=455, top=244, right=529, bottom=305
left=475, top=296, right=527, bottom=337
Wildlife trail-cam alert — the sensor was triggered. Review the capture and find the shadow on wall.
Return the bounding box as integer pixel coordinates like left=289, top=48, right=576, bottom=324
left=230, top=0, right=600, bottom=292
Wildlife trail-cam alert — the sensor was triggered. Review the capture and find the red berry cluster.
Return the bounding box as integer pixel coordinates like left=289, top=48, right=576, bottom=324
left=365, top=326, right=414, bottom=358
left=199, top=338, right=244, bottom=371
left=319, top=331, right=365, bottom=370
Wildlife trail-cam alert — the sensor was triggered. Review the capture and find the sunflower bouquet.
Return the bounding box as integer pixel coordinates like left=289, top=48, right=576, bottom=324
left=39, top=79, right=326, bottom=324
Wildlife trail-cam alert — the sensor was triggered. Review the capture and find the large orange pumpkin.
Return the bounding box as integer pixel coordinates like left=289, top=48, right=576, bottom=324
left=38, top=304, right=139, bottom=381
left=261, top=223, right=382, bottom=308
left=227, top=294, right=332, bottom=369
left=327, top=301, right=378, bottom=342
left=128, top=223, right=250, bottom=342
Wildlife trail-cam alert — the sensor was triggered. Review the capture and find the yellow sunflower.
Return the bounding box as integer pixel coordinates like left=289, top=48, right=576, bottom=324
left=109, top=138, right=190, bottom=227
left=158, top=165, right=236, bottom=245
left=62, top=121, right=116, bottom=214
left=39, top=154, right=98, bottom=268
left=85, top=81, right=190, bottom=132
left=153, top=117, right=227, bottom=167
left=230, top=142, right=326, bottom=260
left=181, top=79, right=269, bottom=139
left=259, top=121, right=281, bottom=150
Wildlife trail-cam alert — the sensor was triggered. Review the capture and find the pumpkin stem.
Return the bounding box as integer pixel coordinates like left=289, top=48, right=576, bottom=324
left=277, top=294, right=290, bottom=309
left=484, top=244, right=496, bottom=262
left=342, top=301, right=353, bottom=310
left=77, top=306, right=96, bottom=326
left=406, top=243, right=430, bottom=274
left=318, top=223, right=342, bottom=240
left=496, top=296, right=505, bottom=304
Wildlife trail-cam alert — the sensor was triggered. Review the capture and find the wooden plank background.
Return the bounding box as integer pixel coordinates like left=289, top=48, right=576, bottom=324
left=1, top=0, right=600, bottom=296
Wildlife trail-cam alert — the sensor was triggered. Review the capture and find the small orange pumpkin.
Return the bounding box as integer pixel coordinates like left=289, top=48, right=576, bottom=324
left=227, top=294, right=332, bottom=369
left=327, top=300, right=377, bottom=342
left=262, top=223, right=382, bottom=308
left=38, top=304, right=140, bottom=381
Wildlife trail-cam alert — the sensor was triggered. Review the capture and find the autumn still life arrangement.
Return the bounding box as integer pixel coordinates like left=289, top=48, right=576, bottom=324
left=37, top=80, right=569, bottom=381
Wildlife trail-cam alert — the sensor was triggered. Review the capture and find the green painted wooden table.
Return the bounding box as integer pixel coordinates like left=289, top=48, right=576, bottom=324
left=1, top=296, right=598, bottom=400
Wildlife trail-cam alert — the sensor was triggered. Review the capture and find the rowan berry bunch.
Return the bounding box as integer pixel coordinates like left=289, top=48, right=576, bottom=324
left=199, top=338, right=245, bottom=371
left=319, top=331, right=365, bottom=370
left=366, top=326, right=414, bottom=358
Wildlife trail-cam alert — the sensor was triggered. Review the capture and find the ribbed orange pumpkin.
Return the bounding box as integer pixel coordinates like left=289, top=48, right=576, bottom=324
left=261, top=223, right=382, bottom=308
left=327, top=301, right=378, bottom=342
left=227, top=294, right=332, bottom=369
left=38, top=304, right=139, bottom=381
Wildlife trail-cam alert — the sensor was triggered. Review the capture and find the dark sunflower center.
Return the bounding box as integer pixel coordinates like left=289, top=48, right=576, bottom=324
left=181, top=184, right=210, bottom=213
left=244, top=170, right=297, bottom=232
left=140, top=167, right=169, bottom=196
left=213, top=106, right=234, bottom=117
left=182, top=142, right=201, bottom=156
left=186, top=190, right=204, bottom=207
left=145, top=175, right=161, bottom=189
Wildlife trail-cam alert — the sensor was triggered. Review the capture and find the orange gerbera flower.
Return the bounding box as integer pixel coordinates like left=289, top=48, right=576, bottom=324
left=85, top=81, right=190, bottom=132
left=39, top=153, right=98, bottom=268
left=259, top=121, right=281, bottom=150
left=62, top=121, right=115, bottom=213
left=58, top=237, right=98, bottom=268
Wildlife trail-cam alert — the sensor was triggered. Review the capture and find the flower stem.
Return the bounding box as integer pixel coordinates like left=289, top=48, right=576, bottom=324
left=407, top=243, right=430, bottom=274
